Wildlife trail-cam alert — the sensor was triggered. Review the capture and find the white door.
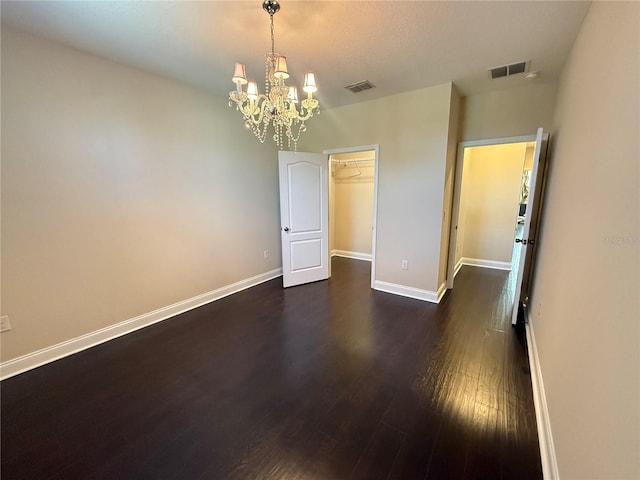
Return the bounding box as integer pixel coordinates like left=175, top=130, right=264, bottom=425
left=278, top=151, right=329, bottom=288
left=511, top=128, right=549, bottom=324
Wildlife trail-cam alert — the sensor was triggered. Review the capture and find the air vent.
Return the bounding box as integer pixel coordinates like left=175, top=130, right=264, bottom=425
left=345, top=80, right=376, bottom=93
left=490, top=66, right=508, bottom=79
left=489, top=61, right=529, bottom=79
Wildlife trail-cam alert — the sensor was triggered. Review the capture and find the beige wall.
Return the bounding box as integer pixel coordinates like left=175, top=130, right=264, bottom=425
left=529, top=2, right=639, bottom=478
left=459, top=143, right=526, bottom=264
left=1, top=28, right=281, bottom=362
left=523, top=144, right=535, bottom=170
left=455, top=150, right=471, bottom=268
left=332, top=159, right=375, bottom=256
left=329, top=168, right=336, bottom=254
left=461, top=82, right=557, bottom=142
left=300, top=83, right=458, bottom=294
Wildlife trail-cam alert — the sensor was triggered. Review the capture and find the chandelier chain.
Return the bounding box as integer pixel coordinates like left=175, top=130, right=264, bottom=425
left=270, top=14, right=275, bottom=57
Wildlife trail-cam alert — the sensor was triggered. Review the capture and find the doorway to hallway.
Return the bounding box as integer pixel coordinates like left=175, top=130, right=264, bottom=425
left=447, top=129, right=549, bottom=325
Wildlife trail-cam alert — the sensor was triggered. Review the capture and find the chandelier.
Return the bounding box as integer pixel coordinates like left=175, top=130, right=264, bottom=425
left=229, top=0, right=319, bottom=151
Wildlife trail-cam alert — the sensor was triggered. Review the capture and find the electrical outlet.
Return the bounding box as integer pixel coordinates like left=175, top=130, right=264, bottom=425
left=263, top=249, right=269, bottom=260
left=0, top=315, right=11, bottom=333
left=401, top=260, right=408, bottom=270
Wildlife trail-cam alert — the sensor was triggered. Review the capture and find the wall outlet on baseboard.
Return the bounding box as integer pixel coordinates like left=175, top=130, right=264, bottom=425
left=0, top=315, right=11, bottom=333
left=401, top=260, right=408, bottom=270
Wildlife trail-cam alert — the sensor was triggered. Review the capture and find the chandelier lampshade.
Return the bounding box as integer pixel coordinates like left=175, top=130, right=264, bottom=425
left=246, top=82, right=259, bottom=100
left=228, top=0, right=320, bottom=150
left=274, top=56, right=289, bottom=79
left=232, top=63, right=248, bottom=85
left=288, top=86, right=299, bottom=103
left=303, top=73, right=317, bottom=93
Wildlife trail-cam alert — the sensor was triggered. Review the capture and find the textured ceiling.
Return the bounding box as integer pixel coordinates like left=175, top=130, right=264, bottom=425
left=1, top=1, right=591, bottom=109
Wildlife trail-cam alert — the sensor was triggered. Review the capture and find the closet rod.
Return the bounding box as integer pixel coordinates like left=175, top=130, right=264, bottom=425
left=330, top=158, right=374, bottom=164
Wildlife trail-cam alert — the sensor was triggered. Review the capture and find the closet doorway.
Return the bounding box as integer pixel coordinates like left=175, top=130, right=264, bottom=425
left=325, top=146, right=379, bottom=288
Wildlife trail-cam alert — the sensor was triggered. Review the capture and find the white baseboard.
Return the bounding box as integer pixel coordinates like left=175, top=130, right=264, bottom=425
left=461, top=257, right=512, bottom=271
left=525, top=316, right=560, bottom=480
left=454, top=258, right=464, bottom=278
left=436, top=282, right=447, bottom=302
left=373, top=280, right=441, bottom=303
left=331, top=249, right=372, bottom=261
left=0, top=268, right=283, bottom=381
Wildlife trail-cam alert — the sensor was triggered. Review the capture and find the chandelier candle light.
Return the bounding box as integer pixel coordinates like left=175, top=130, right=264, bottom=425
left=229, top=0, right=319, bottom=150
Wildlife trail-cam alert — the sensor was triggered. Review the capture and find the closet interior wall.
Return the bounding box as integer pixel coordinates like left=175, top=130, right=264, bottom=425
left=330, top=152, right=376, bottom=260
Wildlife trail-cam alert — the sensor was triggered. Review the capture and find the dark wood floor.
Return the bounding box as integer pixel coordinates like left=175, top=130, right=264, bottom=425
left=1, top=258, right=541, bottom=479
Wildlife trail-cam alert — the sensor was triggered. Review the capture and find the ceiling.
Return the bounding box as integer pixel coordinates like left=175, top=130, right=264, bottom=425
left=1, top=1, right=591, bottom=109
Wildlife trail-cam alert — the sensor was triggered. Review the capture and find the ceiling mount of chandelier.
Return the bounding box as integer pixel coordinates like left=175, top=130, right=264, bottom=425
left=229, top=0, right=319, bottom=151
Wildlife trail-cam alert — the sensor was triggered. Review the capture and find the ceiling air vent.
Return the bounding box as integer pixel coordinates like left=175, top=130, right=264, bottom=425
left=345, top=80, right=376, bottom=93
left=489, top=61, right=529, bottom=79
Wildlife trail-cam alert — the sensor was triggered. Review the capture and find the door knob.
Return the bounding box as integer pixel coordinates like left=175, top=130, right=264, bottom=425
left=283, top=227, right=290, bottom=232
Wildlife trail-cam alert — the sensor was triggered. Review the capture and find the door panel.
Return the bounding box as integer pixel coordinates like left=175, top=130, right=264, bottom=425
left=290, top=239, right=322, bottom=271
left=289, top=162, right=322, bottom=232
left=279, top=151, right=329, bottom=288
left=511, top=128, right=549, bottom=324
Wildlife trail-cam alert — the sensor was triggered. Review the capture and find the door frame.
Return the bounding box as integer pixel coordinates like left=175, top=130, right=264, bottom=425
left=323, top=144, right=380, bottom=289
left=446, top=134, right=542, bottom=289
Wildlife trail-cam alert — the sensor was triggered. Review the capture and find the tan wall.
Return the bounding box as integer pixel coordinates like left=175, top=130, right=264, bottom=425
left=332, top=160, right=375, bottom=256
left=529, top=2, right=639, bottom=478
left=459, top=144, right=526, bottom=263
left=0, top=28, right=281, bottom=362
left=523, top=144, right=535, bottom=170
left=460, top=83, right=557, bottom=142
left=300, top=83, right=457, bottom=294
left=329, top=170, right=336, bottom=254
left=455, top=150, right=471, bottom=267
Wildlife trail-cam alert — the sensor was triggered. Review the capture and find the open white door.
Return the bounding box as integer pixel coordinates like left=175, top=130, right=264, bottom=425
left=511, top=128, right=549, bottom=324
left=278, top=151, right=329, bottom=288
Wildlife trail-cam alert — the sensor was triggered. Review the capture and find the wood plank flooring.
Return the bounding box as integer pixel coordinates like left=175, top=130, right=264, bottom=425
left=1, top=257, right=542, bottom=479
